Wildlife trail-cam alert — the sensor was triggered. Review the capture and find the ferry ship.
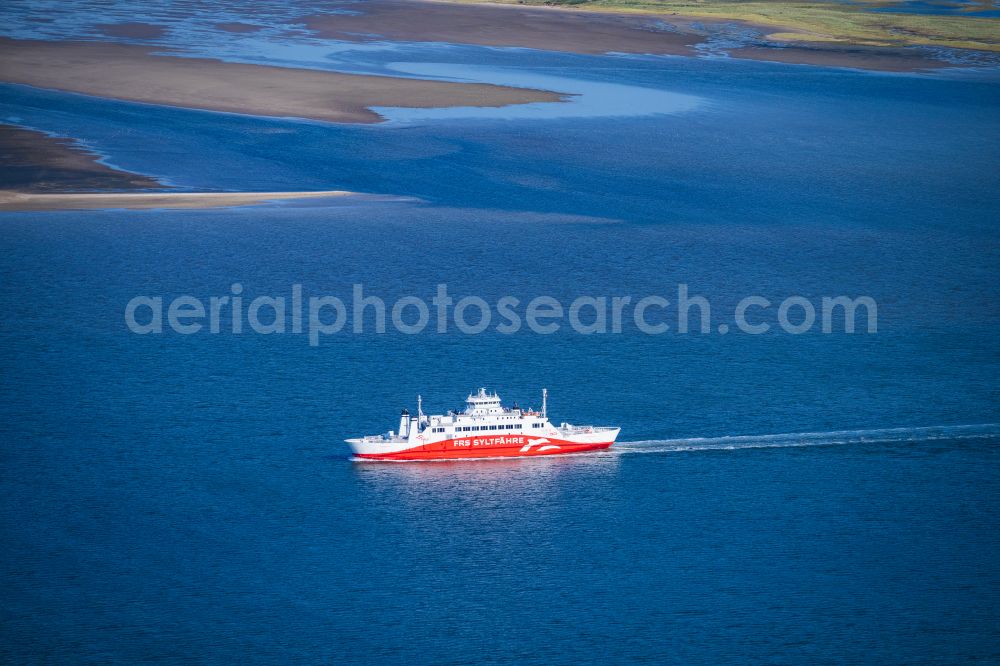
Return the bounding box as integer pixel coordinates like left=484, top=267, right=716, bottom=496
left=346, top=388, right=620, bottom=461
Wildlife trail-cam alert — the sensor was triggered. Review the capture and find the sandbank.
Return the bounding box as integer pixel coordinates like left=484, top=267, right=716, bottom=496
left=0, top=124, right=162, bottom=193
left=0, top=38, right=567, bottom=125
left=0, top=190, right=366, bottom=212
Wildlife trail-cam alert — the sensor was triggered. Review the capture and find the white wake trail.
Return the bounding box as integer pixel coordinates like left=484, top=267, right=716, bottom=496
left=614, top=423, right=1000, bottom=455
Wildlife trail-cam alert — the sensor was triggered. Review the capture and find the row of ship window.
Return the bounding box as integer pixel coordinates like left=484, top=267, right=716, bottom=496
left=430, top=423, right=545, bottom=434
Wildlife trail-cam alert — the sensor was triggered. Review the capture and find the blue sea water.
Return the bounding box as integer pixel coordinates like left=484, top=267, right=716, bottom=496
left=2, top=4, right=1000, bottom=662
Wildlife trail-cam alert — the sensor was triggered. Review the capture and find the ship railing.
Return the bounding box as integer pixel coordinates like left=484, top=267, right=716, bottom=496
left=360, top=434, right=407, bottom=443
left=559, top=425, right=617, bottom=434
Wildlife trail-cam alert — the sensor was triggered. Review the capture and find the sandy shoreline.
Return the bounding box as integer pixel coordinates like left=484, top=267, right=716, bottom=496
left=0, top=190, right=368, bottom=212
left=0, top=124, right=374, bottom=210
left=728, top=44, right=948, bottom=72
left=0, top=124, right=163, bottom=193
left=0, top=124, right=373, bottom=212
left=303, top=0, right=700, bottom=57
left=0, top=38, right=567, bottom=125
left=301, top=0, right=957, bottom=71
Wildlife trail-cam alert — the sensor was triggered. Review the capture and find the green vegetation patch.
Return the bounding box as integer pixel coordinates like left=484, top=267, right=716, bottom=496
left=482, top=0, right=1000, bottom=51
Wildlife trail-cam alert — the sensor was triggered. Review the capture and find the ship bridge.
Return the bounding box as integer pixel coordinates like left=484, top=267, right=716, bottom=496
left=464, top=388, right=505, bottom=416
left=352, top=387, right=567, bottom=447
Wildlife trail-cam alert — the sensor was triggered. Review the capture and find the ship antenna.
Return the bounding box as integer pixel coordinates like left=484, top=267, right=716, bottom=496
left=417, top=394, right=423, bottom=423
left=542, top=388, right=547, bottom=419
